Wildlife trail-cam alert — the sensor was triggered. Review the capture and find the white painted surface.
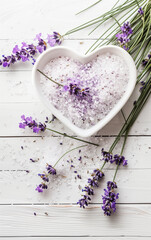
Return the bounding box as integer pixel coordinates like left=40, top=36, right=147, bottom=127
left=0, top=0, right=151, bottom=239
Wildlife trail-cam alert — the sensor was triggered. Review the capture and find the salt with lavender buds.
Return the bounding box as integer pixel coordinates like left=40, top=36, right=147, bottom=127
left=40, top=53, right=129, bottom=128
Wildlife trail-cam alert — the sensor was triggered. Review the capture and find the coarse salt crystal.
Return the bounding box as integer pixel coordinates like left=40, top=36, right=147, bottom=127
left=40, top=53, right=129, bottom=129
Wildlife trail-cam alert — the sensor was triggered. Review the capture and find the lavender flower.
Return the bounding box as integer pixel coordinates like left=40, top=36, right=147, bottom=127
left=19, top=115, right=47, bottom=133
left=110, top=154, right=128, bottom=166
left=47, top=32, right=63, bottom=46
left=77, top=195, right=91, bottom=208
left=64, top=83, right=90, bottom=98
left=77, top=169, right=104, bottom=208
left=36, top=164, right=57, bottom=193
left=46, top=164, right=56, bottom=175
left=101, top=149, right=128, bottom=166
left=102, top=181, right=119, bottom=216
left=116, top=22, right=133, bottom=50
left=101, top=148, right=113, bottom=162
left=38, top=173, right=49, bottom=182
left=120, top=22, right=133, bottom=35
left=35, top=183, right=48, bottom=193
left=138, top=7, right=144, bottom=16
left=82, top=186, right=94, bottom=195
left=0, top=32, right=62, bottom=67
left=142, top=53, right=151, bottom=66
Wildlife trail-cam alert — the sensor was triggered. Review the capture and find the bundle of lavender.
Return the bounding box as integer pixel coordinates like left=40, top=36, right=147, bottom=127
left=63, top=0, right=151, bottom=215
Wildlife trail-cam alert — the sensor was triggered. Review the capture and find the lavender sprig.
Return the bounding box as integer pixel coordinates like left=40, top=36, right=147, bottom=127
left=36, top=145, right=87, bottom=193
left=19, top=115, right=99, bottom=147
left=101, top=148, right=128, bottom=166
left=19, top=115, right=47, bottom=133
left=102, top=181, right=119, bottom=216
left=0, top=32, right=62, bottom=67
left=37, top=69, right=90, bottom=98
left=77, top=169, right=104, bottom=208
left=35, top=164, right=56, bottom=193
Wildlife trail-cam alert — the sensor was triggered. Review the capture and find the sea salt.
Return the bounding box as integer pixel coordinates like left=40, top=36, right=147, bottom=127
left=40, top=53, right=129, bottom=128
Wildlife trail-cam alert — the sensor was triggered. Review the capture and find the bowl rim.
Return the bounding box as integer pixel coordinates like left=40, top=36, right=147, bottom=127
left=32, top=45, right=137, bottom=137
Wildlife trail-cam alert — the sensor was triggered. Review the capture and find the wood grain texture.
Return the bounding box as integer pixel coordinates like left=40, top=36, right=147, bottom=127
left=0, top=238, right=150, bottom=240
left=0, top=0, right=150, bottom=238
left=0, top=205, right=151, bottom=237
left=0, top=137, right=150, bottom=204
left=0, top=0, right=121, bottom=39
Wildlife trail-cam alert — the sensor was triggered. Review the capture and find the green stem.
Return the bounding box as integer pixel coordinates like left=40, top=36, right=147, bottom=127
left=100, top=161, right=106, bottom=171
left=46, top=127, right=99, bottom=146
left=53, top=144, right=87, bottom=167
left=76, top=0, right=102, bottom=15
left=113, top=131, right=129, bottom=182
left=37, top=69, right=64, bottom=87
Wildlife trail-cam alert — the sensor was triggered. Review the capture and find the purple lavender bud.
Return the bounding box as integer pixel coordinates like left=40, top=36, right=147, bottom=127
left=138, top=7, right=144, bottom=15
left=38, top=173, right=49, bottom=182
left=63, top=85, right=69, bottom=91
left=116, top=22, right=132, bottom=50
left=77, top=174, right=81, bottom=179
left=82, top=186, right=94, bottom=195
left=120, top=22, right=133, bottom=35
left=93, top=169, right=104, bottom=180
left=88, top=177, right=99, bottom=187
left=47, top=32, right=63, bottom=46
left=77, top=195, right=91, bottom=208
left=46, top=164, right=56, bottom=175
left=35, top=183, right=48, bottom=193
left=101, top=148, right=112, bottom=162
left=19, top=115, right=46, bottom=133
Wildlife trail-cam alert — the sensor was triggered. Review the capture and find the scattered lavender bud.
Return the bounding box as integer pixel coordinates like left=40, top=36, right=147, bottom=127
left=30, top=158, right=39, bottom=163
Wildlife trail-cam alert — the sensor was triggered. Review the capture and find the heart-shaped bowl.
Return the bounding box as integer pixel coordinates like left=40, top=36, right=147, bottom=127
left=32, top=45, right=137, bottom=137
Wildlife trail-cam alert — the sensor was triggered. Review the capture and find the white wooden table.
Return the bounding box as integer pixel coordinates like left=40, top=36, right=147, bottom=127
left=0, top=0, right=151, bottom=239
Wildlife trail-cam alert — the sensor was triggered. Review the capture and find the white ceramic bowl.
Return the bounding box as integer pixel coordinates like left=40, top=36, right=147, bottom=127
left=32, top=45, right=137, bottom=137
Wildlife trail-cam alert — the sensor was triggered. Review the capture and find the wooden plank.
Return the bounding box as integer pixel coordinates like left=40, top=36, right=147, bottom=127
left=0, top=136, right=151, bottom=170
left=0, top=238, right=150, bottom=240
left=0, top=204, right=151, bottom=237
left=0, top=169, right=151, bottom=204
left=0, top=0, right=121, bottom=39
left=0, top=136, right=151, bottom=204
